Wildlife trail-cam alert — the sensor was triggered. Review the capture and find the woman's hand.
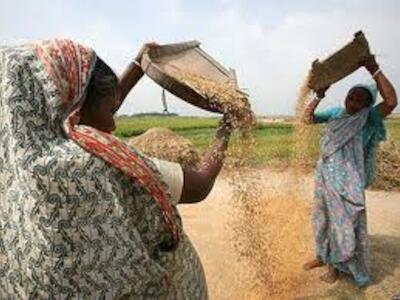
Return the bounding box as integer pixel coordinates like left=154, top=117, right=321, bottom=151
left=362, top=54, right=380, bottom=75
left=316, top=86, right=329, bottom=99
left=363, top=54, right=398, bottom=117
left=216, top=114, right=234, bottom=139
left=304, top=86, right=329, bottom=124
left=179, top=114, right=233, bottom=204
left=119, top=42, right=160, bottom=103
left=134, top=42, right=159, bottom=64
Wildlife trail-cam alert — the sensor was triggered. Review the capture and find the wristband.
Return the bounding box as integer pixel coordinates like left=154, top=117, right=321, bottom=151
left=372, top=68, right=382, bottom=78
left=132, top=60, right=141, bottom=68
left=314, top=95, right=322, bottom=102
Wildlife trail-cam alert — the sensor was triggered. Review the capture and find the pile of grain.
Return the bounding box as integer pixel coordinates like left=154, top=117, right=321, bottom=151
left=129, top=127, right=200, bottom=170
left=371, top=137, right=400, bottom=191
left=167, top=69, right=256, bottom=130
left=229, top=172, right=313, bottom=298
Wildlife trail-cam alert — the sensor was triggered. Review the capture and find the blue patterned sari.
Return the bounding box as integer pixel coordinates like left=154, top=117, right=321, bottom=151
left=312, top=104, right=386, bottom=286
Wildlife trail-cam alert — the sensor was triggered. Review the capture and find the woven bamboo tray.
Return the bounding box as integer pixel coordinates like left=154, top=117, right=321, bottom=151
left=141, top=41, right=244, bottom=113
left=308, top=31, right=371, bottom=91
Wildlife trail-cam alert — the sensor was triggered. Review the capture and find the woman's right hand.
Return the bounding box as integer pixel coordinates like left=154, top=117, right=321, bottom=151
left=134, top=42, right=159, bottom=64
left=216, top=114, right=234, bottom=139
left=305, top=86, right=329, bottom=124
left=316, top=86, right=329, bottom=99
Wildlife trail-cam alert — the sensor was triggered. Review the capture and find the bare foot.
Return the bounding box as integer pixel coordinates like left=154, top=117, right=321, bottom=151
left=320, top=265, right=339, bottom=284
left=303, top=258, right=325, bottom=271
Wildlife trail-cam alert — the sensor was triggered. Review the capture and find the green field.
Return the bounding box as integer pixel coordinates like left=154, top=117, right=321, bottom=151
left=116, top=116, right=400, bottom=166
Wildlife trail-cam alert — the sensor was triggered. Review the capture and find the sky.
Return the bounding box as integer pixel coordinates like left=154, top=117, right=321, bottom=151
left=1, top=0, right=399, bottom=116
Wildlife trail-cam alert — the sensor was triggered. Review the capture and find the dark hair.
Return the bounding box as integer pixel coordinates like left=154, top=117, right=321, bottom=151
left=84, top=57, right=118, bottom=106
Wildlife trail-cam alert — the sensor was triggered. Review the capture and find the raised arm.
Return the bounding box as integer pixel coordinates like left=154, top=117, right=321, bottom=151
left=179, top=116, right=233, bottom=204
left=363, top=55, right=398, bottom=118
left=304, top=87, right=329, bottom=124
left=118, top=43, right=159, bottom=104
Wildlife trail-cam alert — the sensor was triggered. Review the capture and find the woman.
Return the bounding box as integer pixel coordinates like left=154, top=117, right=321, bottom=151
left=303, top=55, right=398, bottom=286
left=0, top=39, right=233, bottom=299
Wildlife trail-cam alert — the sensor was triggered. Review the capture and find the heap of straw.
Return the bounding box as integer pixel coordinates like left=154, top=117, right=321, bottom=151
left=129, top=128, right=200, bottom=170
left=371, top=138, right=400, bottom=191
left=167, top=69, right=256, bottom=130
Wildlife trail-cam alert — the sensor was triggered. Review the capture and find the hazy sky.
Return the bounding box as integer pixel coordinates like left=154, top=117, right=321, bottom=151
left=1, top=0, right=399, bottom=116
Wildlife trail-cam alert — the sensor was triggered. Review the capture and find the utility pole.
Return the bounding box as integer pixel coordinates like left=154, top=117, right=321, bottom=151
left=161, top=88, right=169, bottom=115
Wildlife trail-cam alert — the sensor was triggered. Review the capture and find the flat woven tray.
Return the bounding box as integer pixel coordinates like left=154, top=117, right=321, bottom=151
left=308, top=31, right=371, bottom=91
left=141, top=41, right=243, bottom=113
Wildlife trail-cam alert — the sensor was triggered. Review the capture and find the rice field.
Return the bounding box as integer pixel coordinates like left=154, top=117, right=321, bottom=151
left=115, top=115, right=400, bottom=166
left=114, top=116, right=218, bottom=138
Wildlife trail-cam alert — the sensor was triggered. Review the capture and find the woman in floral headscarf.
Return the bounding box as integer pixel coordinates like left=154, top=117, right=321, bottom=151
left=0, top=39, right=233, bottom=299
left=303, top=55, right=398, bottom=286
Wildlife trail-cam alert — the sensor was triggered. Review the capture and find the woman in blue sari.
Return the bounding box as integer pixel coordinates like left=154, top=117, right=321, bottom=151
left=303, top=55, right=398, bottom=286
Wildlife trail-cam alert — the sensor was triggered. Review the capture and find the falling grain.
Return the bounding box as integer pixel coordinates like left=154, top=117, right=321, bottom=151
left=228, top=171, right=314, bottom=299
left=292, top=72, right=320, bottom=169
left=167, top=69, right=256, bottom=130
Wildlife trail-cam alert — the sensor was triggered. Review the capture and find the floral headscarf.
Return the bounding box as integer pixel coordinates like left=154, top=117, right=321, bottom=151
left=35, top=39, right=179, bottom=243
left=0, top=39, right=181, bottom=298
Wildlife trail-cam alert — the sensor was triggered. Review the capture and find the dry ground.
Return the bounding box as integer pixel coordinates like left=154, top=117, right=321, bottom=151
left=179, top=168, right=400, bottom=300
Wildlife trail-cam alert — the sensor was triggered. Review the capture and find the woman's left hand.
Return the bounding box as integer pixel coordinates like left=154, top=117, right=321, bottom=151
left=316, top=86, right=330, bottom=99
left=180, top=113, right=233, bottom=204
left=216, top=114, right=234, bottom=138
left=134, top=42, right=159, bottom=64
left=363, top=54, right=380, bottom=75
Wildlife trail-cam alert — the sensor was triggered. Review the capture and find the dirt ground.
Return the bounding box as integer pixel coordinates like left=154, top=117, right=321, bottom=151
left=179, top=168, right=400, bottom=300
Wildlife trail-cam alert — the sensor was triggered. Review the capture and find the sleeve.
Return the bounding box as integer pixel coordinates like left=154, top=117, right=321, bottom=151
left=367, top=105, right=385, bottom=126
left=313, top=107, right=343, bottom=124
left=150, top=158, right=184, bottom=205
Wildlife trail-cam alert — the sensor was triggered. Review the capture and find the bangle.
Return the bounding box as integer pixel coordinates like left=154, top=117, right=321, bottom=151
left=132, top=60, right=141, bottom=68
left=372, top=68, right=382, bottom=78
left=314, top=95, right=322, bottom=102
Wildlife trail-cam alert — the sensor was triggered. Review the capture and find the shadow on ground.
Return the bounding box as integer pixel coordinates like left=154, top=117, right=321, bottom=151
left=298, top=234, right=400, bottom=300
